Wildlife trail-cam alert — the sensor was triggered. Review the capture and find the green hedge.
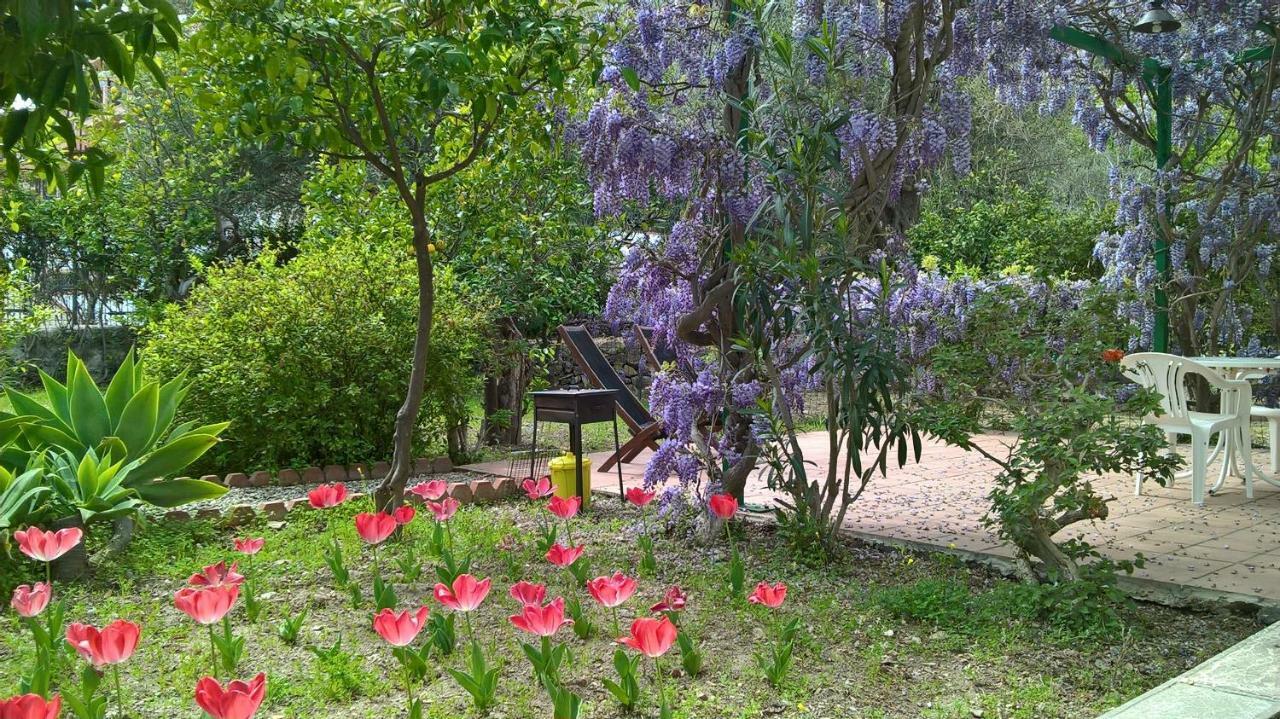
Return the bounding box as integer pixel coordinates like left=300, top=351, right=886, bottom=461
left=143, top=231, right=491, bottom=473
left=910, top=184, right=1110, bottom=279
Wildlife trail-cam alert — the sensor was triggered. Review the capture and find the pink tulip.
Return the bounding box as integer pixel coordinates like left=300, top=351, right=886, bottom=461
left=509, top=597, right=572, bottom=637
left=13, top=527, right=82, bottom=563
left=618, top=616, right=678, bottom=658
left=625, top=487, right=656, bottom=507
left=354, top=512, right=397, bottom=544
left=188, top=561, right=245, bottom=588
left=174, top=585, right=239, bottom=625
left=307, top=483, right=348, bottom=509
left=586, top=572, right=638, bottom=609
left=372, top=606, right=430, bottom=647
left=748, top=582, right=787, bottom=608
left=408, top=480, right=447, bottom=501
left=544, top=543, right=585, bottom=567
left=194, top=673, right=266, bottom=719
left=233, top=538, right=264, bottom=555
left=508, top=581, right=547, bottom=607
left=392, top=505, right=416, bottom=525
left=0, top=694, right=61, bottom=719
left=65, top=620, right=140, bottom=667
left=708, top=493, right=738, bottom=520
left=10, top=583, right=51, bottom=618
left=434, top=574, right=491, bottom=612
left=546, top=496, right=580, bottom=520
left=649, top=586, right=687, bottom=614
left=521, top=476, right=553, bottom=500
left=427, top=498, right=460, bottom=522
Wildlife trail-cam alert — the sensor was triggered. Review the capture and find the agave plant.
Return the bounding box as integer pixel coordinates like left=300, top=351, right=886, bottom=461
left=34, top=448, right=144, bottom=525
left=0, top=464, right=48, bottom=533
left=2, top=349, right=229, bottom=510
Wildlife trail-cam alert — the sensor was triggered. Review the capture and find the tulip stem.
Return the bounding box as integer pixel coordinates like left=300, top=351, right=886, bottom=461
left=653, top=655, right=666, bottom=711
left=114, top=665, right=127, bottom=718
left=612, top=607, right=622, bottom=639
left=208, top=624, right=219, bottom=679
left=404, top=662, right=415, bottom=709
left=463, top=611, right=475, bottom=644
left=45, top=561, right=51, bottom=587
left=563, top=521, right=575, bottom=547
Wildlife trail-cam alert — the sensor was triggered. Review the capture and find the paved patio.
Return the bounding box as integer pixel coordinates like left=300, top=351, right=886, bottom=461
left=466, top=431, right=1280, bottom=607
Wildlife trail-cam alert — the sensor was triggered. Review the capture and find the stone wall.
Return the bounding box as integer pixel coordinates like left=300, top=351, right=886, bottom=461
left=546, top=332, right=653, bottom=397
left=14, top=326, right=136, bottom=384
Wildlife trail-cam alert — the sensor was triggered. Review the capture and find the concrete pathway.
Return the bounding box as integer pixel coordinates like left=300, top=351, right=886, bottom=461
left=464, top=431, right=1280, bottom=608
left=1098, top=619, right=1280, bottom=718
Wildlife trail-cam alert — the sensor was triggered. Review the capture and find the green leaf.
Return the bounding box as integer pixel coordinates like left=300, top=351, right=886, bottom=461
left=20, top=424, right=85, bottom=454
left=125, top=433, right=220, bottom=484
left=619, top=67, right=640, bottom=91
left=103, top=349, right=137, bottom=427
left=68, top=359, right=111, bottom=447
left=115, top=382, right=159, bottom=459
left=132, top=478, right=228, bottom=508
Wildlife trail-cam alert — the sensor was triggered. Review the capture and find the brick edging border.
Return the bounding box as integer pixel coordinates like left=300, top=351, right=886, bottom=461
left=188, top=456, right=453, bottom=489
left=161, top=474, right=520, bottom=528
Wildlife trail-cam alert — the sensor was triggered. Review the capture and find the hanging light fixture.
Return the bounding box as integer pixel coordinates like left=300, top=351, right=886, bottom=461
left=1133, top=0, right=1182, bottom=34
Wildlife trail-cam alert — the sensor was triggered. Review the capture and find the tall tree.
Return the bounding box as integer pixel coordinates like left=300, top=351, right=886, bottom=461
left=0, top=0, right=182, bottom=189
left=192, top=0, right=595, bottom=508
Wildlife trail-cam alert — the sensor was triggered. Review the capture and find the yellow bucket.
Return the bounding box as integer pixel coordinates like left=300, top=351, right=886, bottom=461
left=548, top=452, right=591, bottom=508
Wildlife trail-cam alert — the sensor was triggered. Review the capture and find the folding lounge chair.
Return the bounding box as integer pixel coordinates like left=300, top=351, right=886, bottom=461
left=633, top=325, right=678, bottom=373
left=558, top=325, right=666, bottom=472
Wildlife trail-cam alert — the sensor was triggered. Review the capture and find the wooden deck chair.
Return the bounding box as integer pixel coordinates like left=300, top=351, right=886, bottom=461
left=558, top=325, right=665, bottom=472
left=633, top=325, right=678, bottom=373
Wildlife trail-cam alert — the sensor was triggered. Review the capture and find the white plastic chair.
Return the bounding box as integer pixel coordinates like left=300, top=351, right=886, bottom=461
left=1253, top=401, right=1280, bottom=474
left=1249, top=355, right=1280, bottom=474
left=1120, top=352, right=1253, bottom=505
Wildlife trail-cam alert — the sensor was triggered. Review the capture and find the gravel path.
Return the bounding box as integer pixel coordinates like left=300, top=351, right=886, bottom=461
left=166, top=470, right=492, bottom=514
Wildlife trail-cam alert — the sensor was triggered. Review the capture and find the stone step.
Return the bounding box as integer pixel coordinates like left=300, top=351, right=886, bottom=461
left=1098, top=620, right=1280, bottom=719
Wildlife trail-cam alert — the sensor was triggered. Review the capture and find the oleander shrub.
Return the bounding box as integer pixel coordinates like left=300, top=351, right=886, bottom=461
left=142, top=239, right=491, bottom=473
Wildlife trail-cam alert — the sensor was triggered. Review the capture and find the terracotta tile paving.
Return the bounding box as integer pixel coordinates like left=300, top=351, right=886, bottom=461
left=464, top=431, right=1280, bottom=607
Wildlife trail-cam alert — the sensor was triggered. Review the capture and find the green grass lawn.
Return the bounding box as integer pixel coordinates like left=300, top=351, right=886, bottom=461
left=0, top=497, right=1256, bottom=718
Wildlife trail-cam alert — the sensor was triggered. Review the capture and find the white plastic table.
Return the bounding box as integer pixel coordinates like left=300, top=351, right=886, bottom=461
left=1191, top=357, right=1280, bottom=490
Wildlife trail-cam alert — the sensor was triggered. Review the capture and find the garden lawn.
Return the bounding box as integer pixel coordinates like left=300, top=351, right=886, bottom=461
left=0, top=498, right=1257, bottom=718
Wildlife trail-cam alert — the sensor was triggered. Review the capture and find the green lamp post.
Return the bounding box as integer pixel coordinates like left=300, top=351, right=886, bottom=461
left=1049, top=3, right=1275, bottom=353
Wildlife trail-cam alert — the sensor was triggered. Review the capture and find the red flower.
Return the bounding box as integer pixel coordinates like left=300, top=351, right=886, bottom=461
left=544, top=543, right=585, bottom=567
left=65, top=619, right=140, bottom=667
left=625, top=487, right=656, bottom=507
left=427, top=498, right=460, bottom=522
left=188, top=561, right=245, bottom=588
left=649, top=586, right=687, bottom=614
left=547, top=496, right=581, bottom=520
left=521, top=476, right=553, bottom=500
left=174, top=585, right=239, bottom=625
left=508, top=581, right=547, bottom=607
left=10, top=583, right=51, bottom=618
left=13, top=527, right=82, bottom=563
left=307, top=483, right=348, bottom=509
left=1102, top=348, right=1126, bottom=363
left=408, top=480, right=447, bottom=502
left=708, top=493, right=738, bottom=520
left=372, top=606, right=430, bottom=647
left=434, top=574, right=491, bottom=612
left=617, top=617, right=677, bottom=658
left=354, top=512, right=397, bottom=545
left=0, top=694, right=61, bottom=719
left=586, top=572, right=638, bottom=609
left=748, top=581, right=787, bottom=608
left=194, top=673, right=266, bottom=719
left=392, top=505, right=416, bottom=526
left=509, top=597, right=572, bottom=637
left=233, top=538, right=264, bottom=555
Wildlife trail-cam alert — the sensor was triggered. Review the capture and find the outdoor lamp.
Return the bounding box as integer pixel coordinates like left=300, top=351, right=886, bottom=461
left=1133, top=0, right=1182, bottom=34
